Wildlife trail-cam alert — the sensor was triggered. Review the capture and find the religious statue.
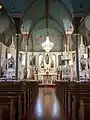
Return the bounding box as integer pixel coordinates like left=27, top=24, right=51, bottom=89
left=30, top=56, right=35, bottom=66
left=23, top=68, right=27, bottom=79
left=45, top=54, right=49, bottom=64
left=35, top=66, right=38, bottom=74
left=51, top=60, right=54, bottom=68
left=8, top=56, right=14, bottom=68
left=80, top=55, right=86, bottom=71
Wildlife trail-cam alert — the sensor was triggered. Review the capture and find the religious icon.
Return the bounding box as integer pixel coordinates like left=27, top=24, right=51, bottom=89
left=8, top=56, right=14, bottom=68
left=80, top=55, right=86, bottom=71
left=45, top=54, right=49, bottom=64
left=29, top=55, right=36, bottom=66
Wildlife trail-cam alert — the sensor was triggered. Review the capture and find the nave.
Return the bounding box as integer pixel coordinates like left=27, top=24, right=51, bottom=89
left=32, top=87, right=66, bottom=120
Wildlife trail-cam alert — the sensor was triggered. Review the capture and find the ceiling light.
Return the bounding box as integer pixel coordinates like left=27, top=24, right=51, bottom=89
left=0, top=4, right=2, bottom=10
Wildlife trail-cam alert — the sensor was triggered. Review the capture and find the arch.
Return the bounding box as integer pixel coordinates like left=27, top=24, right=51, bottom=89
left=22, top=0, right=72, bottom=21
left=58, top=0, right=73, bottom=19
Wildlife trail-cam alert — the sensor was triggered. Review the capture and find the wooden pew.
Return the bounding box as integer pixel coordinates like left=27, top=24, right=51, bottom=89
left=0, top=80, right=39, bottom=120
left=55, top=81, right=90, bottom=120
left=0, top=96, right=17, bottom=120
left=25, top=80, right=39, bottom=119
left=66, top=82, right=90, bottom=120
left=79, top=98, right=90, bottom=120
left=0, top=81, right=26, bottom=120
left=69, top=92, right=90, bottom=120
left=0, top=92, right=22, bottom=120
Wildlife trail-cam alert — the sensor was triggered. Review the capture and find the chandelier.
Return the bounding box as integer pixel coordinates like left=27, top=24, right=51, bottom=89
left=42, top=36, right=54, bottom=52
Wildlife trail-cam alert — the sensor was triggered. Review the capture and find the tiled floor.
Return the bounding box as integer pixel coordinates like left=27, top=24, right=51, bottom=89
left=31, top=87, right=66, bottom=120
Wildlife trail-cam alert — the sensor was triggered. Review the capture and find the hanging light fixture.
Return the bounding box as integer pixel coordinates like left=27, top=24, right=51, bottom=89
left=41, top=0, right=54, bottom=53
left=42, top=35, right=54, bottom=52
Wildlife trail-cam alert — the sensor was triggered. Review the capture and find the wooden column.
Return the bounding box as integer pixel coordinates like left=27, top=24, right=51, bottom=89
left=13, top=17, right=21, bottom=80
left=74, top=17, right=82, bottom=81
left=23, top=33, right=28, bottom=79
left=0, top=42, right=2, bottom=76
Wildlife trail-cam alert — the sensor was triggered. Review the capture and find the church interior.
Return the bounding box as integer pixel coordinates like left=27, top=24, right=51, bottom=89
left=0, top=0, right=90, bottom=120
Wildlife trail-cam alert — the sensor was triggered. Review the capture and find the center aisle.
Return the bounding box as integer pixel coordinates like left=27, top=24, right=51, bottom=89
left=31, top=86, right=66, bottom=120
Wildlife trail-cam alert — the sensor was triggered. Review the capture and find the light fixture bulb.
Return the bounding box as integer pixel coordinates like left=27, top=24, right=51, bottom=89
left=0, top=5, right=2, bottom=10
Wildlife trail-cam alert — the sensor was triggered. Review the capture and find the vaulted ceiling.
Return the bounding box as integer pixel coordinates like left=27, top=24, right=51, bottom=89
left=0, top=0, right=90, bottom=52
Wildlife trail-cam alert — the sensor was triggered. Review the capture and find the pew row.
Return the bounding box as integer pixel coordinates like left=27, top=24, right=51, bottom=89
left=55, top=81, right=90, bottom=120
left=0, top=80, right=39, bottom=120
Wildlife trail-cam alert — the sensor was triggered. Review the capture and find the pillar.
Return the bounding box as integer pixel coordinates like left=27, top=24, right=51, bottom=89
left=13, top=17, right=21, bottom=80
left=23, top=32, right=28, bottom=79
left=66, top=33, right=71, bottom=52
left=0, top=42, right=2, bottom=76
left=74, top=17, right=82, bottom=81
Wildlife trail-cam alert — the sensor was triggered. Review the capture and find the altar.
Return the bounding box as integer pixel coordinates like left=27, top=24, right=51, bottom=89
left=38, top=72, right=57, bottom=80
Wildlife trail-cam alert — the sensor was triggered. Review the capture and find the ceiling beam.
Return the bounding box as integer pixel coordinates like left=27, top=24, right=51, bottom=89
left=45, top=0, right=49, bottom=29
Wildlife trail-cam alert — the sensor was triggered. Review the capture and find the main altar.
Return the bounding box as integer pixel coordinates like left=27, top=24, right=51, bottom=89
left=37, top=36, right=57, bottom=82
left=1, top=34, right=90, bottom=82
